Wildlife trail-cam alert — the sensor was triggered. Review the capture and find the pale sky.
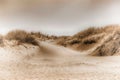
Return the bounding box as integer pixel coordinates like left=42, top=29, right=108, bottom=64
left=0, top=0, right=120, bottom=36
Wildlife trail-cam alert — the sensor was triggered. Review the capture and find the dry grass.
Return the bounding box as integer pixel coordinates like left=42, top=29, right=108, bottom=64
left=1, top=25, right=120, bottom=56
left=73, top=25, right=120, bottom=51
left=5, top=30, right=39, bottom=46
left=31, top=32, right=58, bottom=41
left=91, top=31, right=120, bottom=56
left=56, top=25, right=120, bottom=52
left=56, top=36, right=70, bottom=47
left=56, top=27, right=105, bottom=50
left=73, top=27, right=104, bottom=39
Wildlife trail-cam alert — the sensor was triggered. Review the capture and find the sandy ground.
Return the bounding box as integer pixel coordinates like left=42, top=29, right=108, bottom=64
left=0, top=42, right=120, bottom=80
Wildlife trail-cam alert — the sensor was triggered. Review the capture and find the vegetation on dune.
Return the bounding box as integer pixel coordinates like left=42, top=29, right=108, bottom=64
left=0, top=25, right=120, bottom=56
left=73, top=27, right=104, bottom=39
left=56, top=25, right=120, bottom=53
left=5, top=30, right=39, bottom=46
left=4, top=30, right=58, bottom=46
left=91, top=31, right=120, bottom=56
left=55, top=36, right=70, bottom=47
left=56, top=27, right=105, bottom=50
left=31, top=32, right=58, bottom=41
left=31, top=32, right=48, bottom=40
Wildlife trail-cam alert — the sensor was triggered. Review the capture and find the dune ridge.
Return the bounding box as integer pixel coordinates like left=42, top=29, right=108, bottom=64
left=0, top=25, right=120, bottom=56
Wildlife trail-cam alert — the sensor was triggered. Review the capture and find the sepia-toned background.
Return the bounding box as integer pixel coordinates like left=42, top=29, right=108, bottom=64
left=0, top=0, right=120, bottom=35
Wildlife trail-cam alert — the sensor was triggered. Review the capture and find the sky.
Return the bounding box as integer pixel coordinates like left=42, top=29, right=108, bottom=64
left=0, top=0, right=120, bottom=36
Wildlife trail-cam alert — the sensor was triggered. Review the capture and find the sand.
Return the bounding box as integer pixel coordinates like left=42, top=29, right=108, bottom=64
left=0, top=42, right=120, bottom=80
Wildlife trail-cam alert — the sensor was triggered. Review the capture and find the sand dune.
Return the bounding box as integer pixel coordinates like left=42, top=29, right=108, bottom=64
left=0, top=26, right=120, bottom=79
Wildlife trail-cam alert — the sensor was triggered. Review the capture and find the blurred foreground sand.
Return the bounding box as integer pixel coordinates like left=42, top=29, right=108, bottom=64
left=0, top=42, right=120, bottom=80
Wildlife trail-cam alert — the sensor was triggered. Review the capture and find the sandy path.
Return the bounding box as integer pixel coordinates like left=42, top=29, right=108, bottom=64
left=0, top=42, right=120, bottom=80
